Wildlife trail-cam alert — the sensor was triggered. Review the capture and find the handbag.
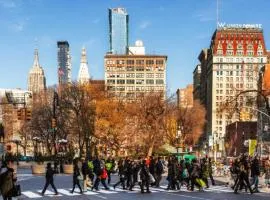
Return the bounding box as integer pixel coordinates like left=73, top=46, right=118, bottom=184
left=12, top=184, right=21, bottom=197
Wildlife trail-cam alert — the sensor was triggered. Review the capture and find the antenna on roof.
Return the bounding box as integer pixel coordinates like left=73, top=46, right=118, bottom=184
left=216, top=0, right=220, bottom=29
left=34, top=37, right=38, bottom=49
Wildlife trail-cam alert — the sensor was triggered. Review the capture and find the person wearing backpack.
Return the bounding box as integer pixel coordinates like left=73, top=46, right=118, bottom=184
left=155, top=157, right=164, bottom=187
left=87, top=158, right=94, bottom=186
left=105, top=158, right=113, bottom=184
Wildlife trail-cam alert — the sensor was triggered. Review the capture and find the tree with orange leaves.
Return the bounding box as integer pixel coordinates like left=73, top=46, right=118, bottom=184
left=176, top=100, right=206, bottom=146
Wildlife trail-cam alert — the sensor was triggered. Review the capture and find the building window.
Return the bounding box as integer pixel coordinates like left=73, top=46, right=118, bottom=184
left=127, top=66, right=134, bottom=71
left=136, top=66, right=144, bottom=71
left=156, top=60, right=164, bottom=65
left=107, top=79, right=115, bottom=84
left=156, top=73, right=164, bottom=78
left=136, top=60, right=144, bottom=65
left=136, top=79, right=144, bottom=84
left=126, top=79, right=135, bottom=84
left=146, top=73, right=154, bottom=78
left=127, top=60, right=135, bottom=65
left=146, top=79, right=154, bottom=84
left=136, top=73, right=144, bottom=78
left=126, top=73, right=135, bottom=78
left=156, top=79, right=164, bottom=84
left=146, top=60, right=154, bottom=65
left=117, top=79, right=125, bottom=84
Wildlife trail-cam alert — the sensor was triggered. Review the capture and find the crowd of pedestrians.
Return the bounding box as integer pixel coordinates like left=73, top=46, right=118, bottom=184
left=2, top=153, right=270, bottom=199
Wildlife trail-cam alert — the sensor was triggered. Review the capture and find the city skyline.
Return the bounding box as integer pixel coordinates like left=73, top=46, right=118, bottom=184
left=0, top=0, right=270, bottom=94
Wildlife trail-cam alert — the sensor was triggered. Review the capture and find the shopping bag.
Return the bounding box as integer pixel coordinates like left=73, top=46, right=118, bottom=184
left=195, top=178, right=206, bottom=187
left=12, top=184, right=21, bottom=197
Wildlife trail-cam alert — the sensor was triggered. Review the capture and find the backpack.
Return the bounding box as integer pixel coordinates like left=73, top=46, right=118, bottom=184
left=88, top=161, right=94, bottom=170
left=182, top=168, right=189, bottom=178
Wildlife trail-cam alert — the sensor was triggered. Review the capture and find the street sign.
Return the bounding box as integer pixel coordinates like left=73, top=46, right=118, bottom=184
left=0, top=143, right=5, bottom=156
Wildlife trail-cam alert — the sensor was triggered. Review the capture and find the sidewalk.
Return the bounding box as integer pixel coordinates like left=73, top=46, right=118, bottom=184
left=214, top=176, right=270, bottom=193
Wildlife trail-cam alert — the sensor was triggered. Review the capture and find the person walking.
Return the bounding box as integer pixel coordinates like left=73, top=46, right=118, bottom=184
left=0, top=161, right=16, bottom=200
left=201, top=158, right=209, bottom=188
left=100, top=167, right=110, bottom=190
left=41, top=163, right=58, bottom=196
left=234, top=155, right=253, bottom=194
left=155, top=157, right=164, bottom=187
left=81, top=158, right=89, bottom=192
left=138, top=159, right=151, bottom=193
left=70, top=159, right=83, bottom=194
left=208, top=157, right=215, bottom=186
left=105, top=158, right=113, bottom=185
left=250, top=155, right=260, bottom=192
left=92, top=156, right=102, bottom=191
left=113, top=159, right=127, bottom=190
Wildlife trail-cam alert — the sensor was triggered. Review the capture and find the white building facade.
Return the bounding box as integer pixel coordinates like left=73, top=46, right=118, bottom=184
left=78, top=47, right=90, bottom=84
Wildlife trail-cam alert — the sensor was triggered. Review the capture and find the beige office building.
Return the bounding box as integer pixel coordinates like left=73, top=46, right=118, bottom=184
left=104, top=54, right=167, bottom=100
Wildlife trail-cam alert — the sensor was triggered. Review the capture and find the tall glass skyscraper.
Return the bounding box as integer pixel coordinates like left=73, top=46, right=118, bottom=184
left=109, top=8, right=129, bottom=55
left=57, top=41, right=71, bottom=85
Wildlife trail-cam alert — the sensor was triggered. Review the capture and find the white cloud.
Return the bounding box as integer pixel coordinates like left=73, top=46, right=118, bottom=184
left=139, top=20, right=151, bottom=29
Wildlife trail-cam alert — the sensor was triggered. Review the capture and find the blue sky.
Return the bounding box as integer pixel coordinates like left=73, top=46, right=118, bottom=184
left=0, top=0, right=269, bottom=94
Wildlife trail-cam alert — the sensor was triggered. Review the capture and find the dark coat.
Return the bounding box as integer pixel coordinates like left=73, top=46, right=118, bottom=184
left=251, top=158, right=260, bottom=176
left=0, top=167, right=14, bottom=196
left=45, top=167, right=55, bottom=181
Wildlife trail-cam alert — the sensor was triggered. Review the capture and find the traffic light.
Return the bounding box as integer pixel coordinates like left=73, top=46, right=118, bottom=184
left=240, top=111, right=250, bottom=121
left=52, top=118, right=56, bottom=128
left=17, top=109, right=22, bottom=120
left=26, top=109, right=32, bottom=121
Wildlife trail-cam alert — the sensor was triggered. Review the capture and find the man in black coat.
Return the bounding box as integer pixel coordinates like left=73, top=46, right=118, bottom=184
left=41, top=163, right=58, bottom=195
left=251, top=155, right=260, bottom=192
left=139, top=160, right=151, bottom=193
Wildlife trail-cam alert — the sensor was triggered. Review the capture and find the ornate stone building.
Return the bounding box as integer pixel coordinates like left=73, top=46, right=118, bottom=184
left=28, top=49, right=46, bottom=93
left=78, top=47, right=90, bottom=84
left=195, top=26, right=268, bottom=157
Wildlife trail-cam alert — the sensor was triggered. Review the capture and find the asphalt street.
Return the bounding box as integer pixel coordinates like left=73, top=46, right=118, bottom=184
left=1, top=168, right=270, bottom=200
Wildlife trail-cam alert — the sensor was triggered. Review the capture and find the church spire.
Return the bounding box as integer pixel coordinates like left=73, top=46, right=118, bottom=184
left=80, top=47, right=87, bottom=64
left=33, top=49, right=40, bottom=68
left=78, top=47, right=90, bottom=84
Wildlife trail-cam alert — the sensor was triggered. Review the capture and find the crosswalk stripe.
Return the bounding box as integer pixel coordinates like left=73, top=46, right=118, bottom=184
left=22, top=191, right=42, bottom=198
left=97, top=189, right=118, bottom=194
left=37, top=189, right=63, bottom=197
left=58, top=189, right=80, bottom=196
left=21, top=185, right=264, bottom=199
